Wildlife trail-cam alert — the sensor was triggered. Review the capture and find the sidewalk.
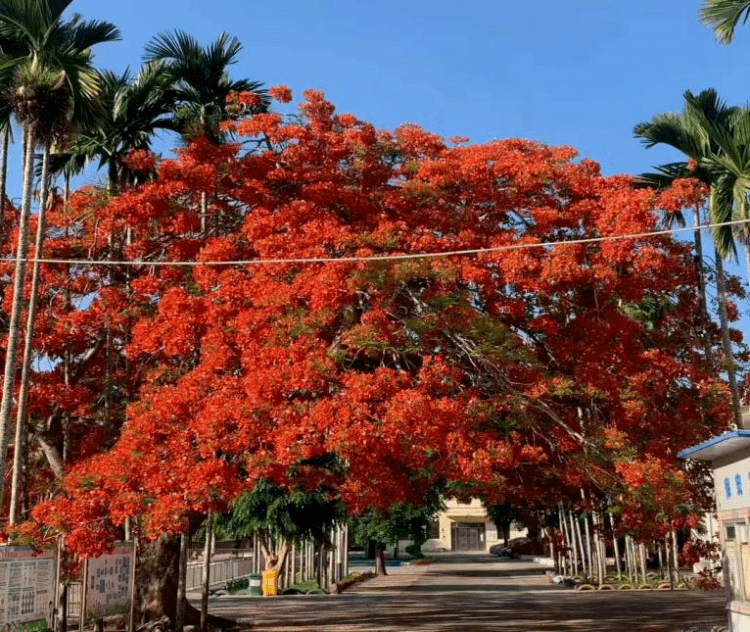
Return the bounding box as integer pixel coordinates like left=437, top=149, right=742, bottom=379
left=344, top=558, right=436, bottom=594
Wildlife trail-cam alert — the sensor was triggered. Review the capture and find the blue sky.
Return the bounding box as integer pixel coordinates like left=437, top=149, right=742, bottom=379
left=13, top=0, right=750, bottom=323
left=62, top=0, right=749, bottom=177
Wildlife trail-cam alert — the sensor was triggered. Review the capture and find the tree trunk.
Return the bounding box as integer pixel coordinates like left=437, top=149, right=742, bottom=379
left=134, top=536, right=232, bottom=629
left=609, top=512, right=621, bottom=578
left=597, top=513, right=607, bottom=581
left=136, top=535, right=181, bottom=625
left=692, top=208, right=712, bottom=368
left=568, top=511, right=580, bottom=576
left=715, top=252, right=743, bottom=427
left=582, top=510, right=593, bottom=580
left=35, top=433, right=64, bottom=478
left=672, top=529, right=680, bottom=580
left=108, top=159, right=117, bottom=196
left=0, top=125, right=37, bottom=507
left=559, top=505, right=570, bottom=575
left=200, top=515, right=211, bottom=632
left=200, top=191, right=207, bottom=235
left=0, top=126, right=10, bottom=246
left=315, top=542, right=323, bottom=587
left=10, top=144, right=50, bottom=525
left=258, top=532, right=290, bottom=576
left=374, top=542, right=387, bottom=576
left=174, top=532, right=189, bottom=632
left=626, top=536, right=634, bottom=582
left=590, top=512, right=603, bottom=585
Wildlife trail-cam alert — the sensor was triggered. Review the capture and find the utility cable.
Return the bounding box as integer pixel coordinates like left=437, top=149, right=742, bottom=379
left=4, top=217, right=748, bottom=268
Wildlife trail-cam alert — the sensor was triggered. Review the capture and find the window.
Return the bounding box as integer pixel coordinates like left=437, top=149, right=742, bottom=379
left=737, top=474, right=744, bottom=496
left=726, top=477, right=733, bottom=498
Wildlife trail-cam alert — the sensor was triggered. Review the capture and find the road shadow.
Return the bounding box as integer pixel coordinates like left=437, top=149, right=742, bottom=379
left=205, top=554, right=728, bottom=631
left=234, top=591, right=727, bottom=631
left=440, top=568, right=548, bottom=578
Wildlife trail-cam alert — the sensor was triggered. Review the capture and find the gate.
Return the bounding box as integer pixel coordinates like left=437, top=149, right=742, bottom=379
left=451, top=522, right=485, bottom=551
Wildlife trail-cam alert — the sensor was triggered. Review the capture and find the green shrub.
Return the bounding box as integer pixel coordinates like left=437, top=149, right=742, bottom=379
left=227, top=577, right=249, bottom=593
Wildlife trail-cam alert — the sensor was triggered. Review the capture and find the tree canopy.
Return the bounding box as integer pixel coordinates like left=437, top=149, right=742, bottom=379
left=16, top=89, right=731, bottom=555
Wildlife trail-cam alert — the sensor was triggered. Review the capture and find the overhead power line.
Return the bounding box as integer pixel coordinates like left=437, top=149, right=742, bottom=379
left=4, top=217, right=749, bottom=268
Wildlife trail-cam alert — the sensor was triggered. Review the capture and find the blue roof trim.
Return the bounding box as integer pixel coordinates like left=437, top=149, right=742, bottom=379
left=678, top=430, right=750, bottom=459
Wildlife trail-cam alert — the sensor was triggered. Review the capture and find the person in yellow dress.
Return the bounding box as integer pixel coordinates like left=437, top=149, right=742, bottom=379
left=262, top=557, right=278, bottom=596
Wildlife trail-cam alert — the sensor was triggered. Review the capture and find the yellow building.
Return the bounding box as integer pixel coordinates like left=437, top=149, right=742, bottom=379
left=422, top=498, right=525, bottom=552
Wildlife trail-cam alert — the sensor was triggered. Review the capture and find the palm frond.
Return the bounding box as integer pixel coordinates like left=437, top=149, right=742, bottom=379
left=206, top=32, right=242, bottom=72
left=709, top=177, right=740, bottom=259
left=46, top=0, right=75, bottom=22
left=0, top=0, right=48, bottom=48
left=634, top=162, right=693, bottom=189
left=68, top=19, right=120, bottom=51
left=634, top=112, right=706, bottom=160
left=699, top=0, right=750, bottom=43
left=143, top=29, right=201, bottom=65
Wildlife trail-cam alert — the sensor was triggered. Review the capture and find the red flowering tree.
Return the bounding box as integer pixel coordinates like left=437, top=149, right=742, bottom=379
left=12, top=88, right=734, bottom=618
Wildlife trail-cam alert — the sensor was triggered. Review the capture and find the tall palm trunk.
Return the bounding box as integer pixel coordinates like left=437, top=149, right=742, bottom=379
left=0, top=127, right=10, bottom=247
left=200, top=191, right=207, bottom=235
left=715, top=250, right=743, bottom=427
left=692, top=207, right=712, bottom=367
left=9, top=144, right=50, bottom=525
left=0, top=125, right=37, bottom=507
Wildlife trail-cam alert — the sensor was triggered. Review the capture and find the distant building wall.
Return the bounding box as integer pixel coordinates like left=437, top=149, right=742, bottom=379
left=420, top=498, right=525, bottom=552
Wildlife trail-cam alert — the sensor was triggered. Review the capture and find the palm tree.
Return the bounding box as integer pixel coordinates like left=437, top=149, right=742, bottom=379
left=51, top=61, right=176, bottom=192
left=143, top=30, right=268, bottom=142
left=700, top=0, right=750, bottom=43
left=143, top=30, right=268, bottom=233
left=0, top=27, right=31, bottom=246
left=634, top=89, right=746, bottom=427
left=0, top=0, right=120, bottom=516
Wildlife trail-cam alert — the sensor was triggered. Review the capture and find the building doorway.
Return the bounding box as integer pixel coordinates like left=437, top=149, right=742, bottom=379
left=451, top=522, right=485, bottom=551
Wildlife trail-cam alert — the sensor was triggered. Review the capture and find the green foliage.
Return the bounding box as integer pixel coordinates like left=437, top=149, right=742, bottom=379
left=351, top=492, right=444, bottom=556
left=619, top=294, right=670, bottom=330
left=487, top=502, right=522, bottom=535
left=212, top=478, right=345, bottom=544
left=226, top=577, right=248, bottom=593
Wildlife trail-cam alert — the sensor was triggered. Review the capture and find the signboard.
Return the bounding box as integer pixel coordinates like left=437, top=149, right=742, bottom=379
left=0, top=547, right=56, bottom=632
left=84, top=544, right=133, bottom=621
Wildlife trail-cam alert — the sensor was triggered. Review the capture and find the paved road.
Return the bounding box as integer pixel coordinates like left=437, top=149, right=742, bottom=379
left=202, top=553, right=728, bottom=631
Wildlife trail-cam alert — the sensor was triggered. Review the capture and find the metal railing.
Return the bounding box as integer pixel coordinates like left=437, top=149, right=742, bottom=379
left=186, top=554, right=256, bottom=591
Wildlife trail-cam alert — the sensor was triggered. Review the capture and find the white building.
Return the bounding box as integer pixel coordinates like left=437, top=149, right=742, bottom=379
left=680, top=429, right=750, bottom=632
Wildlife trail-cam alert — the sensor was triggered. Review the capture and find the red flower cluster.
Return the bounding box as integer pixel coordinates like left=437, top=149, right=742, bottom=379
left=268, top=85, right=293, bottom=103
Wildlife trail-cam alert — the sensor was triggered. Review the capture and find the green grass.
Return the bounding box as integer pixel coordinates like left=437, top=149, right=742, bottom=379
left=288, top=579, right=320, bottom=592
